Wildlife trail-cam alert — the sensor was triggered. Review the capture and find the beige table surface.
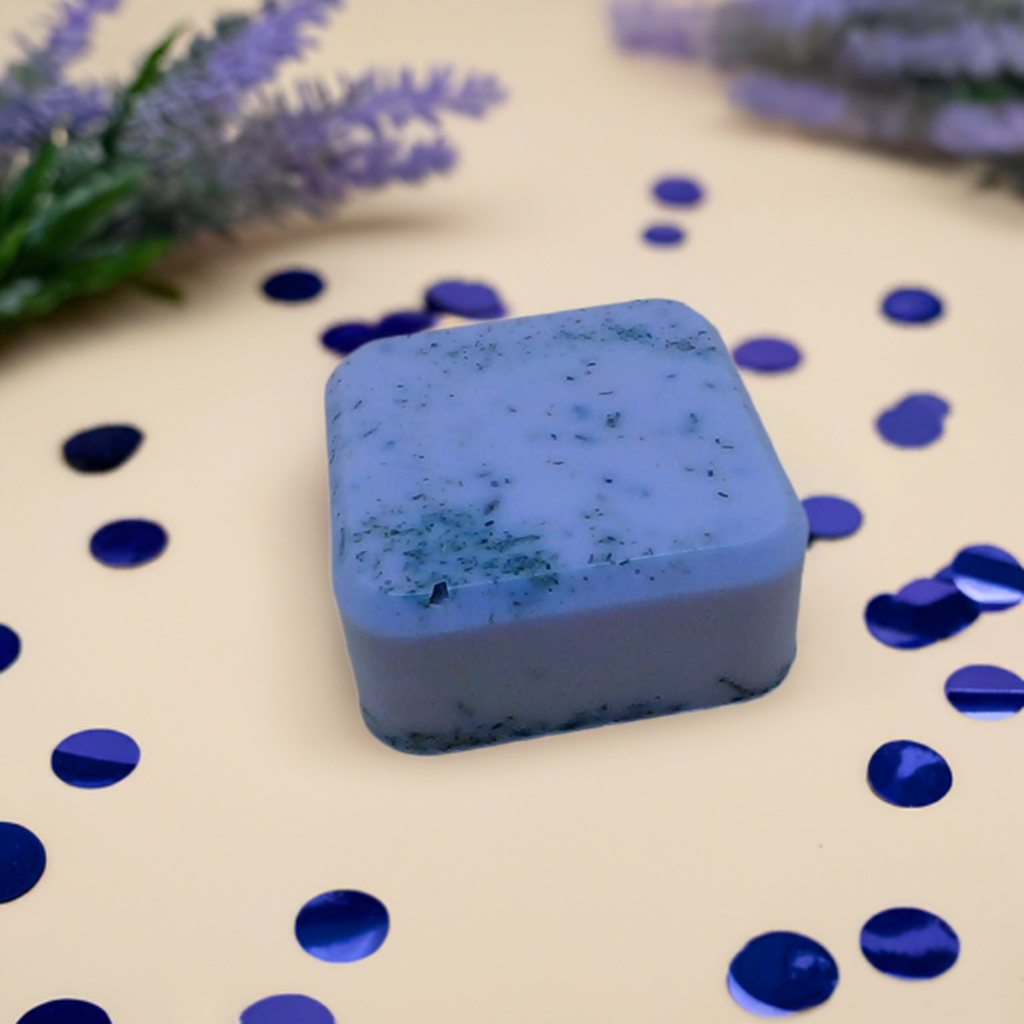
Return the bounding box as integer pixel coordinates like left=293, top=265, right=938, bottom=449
left=2, top=1, right=1024, bottom=1021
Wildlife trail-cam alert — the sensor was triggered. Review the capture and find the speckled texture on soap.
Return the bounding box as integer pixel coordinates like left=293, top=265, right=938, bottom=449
left=326, top=299, right=807, bottom=753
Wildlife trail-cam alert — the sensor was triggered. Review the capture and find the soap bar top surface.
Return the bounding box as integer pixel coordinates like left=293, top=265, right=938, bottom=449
left=327, top=299, right=807, bottom=636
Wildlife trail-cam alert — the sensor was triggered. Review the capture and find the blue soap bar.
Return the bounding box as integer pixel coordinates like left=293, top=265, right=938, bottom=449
left=326, top=299, right=808, bottom=754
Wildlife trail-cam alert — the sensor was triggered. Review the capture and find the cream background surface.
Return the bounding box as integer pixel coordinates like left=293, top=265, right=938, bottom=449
left=1, top=1, right=1023, bottom=1021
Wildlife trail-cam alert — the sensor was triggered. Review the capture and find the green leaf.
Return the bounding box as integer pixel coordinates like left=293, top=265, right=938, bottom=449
left=0, top=139, right=58, bottom=230
left=131, top=276, right=184, bottom=302
left=0, top=217, right=30, bottom=281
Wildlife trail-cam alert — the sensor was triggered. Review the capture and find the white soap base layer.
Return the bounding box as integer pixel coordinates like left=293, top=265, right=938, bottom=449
left=344, top=567, right=802, bottom=754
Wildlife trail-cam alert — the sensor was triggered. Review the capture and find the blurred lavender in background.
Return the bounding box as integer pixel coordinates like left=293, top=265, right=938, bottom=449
left=611, top=0, right=1024, bottom=191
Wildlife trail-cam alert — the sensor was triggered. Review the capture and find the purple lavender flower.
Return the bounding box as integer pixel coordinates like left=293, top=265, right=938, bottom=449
left=610, top=1, right=710, bottom=58
left=729, top=72, right=857, bottom=131
left=932, top=100, right=1024, bottom=153
left=10, top=0, right=120, bottom=87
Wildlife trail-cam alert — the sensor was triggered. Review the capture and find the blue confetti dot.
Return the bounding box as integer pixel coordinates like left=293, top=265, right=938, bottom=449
left=89, top=519, right=168, bottom=568
left=652, top=176, right=704, bottom=207
left=860, top=907, right=959, bottom=980
left=16, top=1001, right=112, bottom=1024
left=375, top=310, right=436, bottom=338
left=295, top=889, right=390, bottom=963
left=876, top=393, right=950, bottom=448
left=945, top=664, right=1024, bottom=721
left=728, top=931, right=839, bottom=1014
left=262, top=270, right=324, bottom=303
left=950, top=544, right=1024, bottom=611
left=0, top=821, right=46, bottom=904
left=0, top=624, right=21, bottom=672
left=321, top=322, right=378, bottom=355
left=732, top=338, right=802, bottom=374
left=240, top=995, right=335, bottom=1024
left=867, top=740, right=952, bottom=808
left=425, top=280, right=506, bottom=319
left=52, top=729, right=141, bottom=789
left=882, top=287, right=944, bottom=325
left=62, top=425, right=143, bottom=473
left=865, top=578, right=979, bottom=649
left=803, top=496, right=862, bottom=540
left=642, top=224, right=684, bottom=246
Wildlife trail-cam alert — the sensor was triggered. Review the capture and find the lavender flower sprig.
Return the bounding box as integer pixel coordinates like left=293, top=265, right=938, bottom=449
left=0, top=0, right=505, bottom=329
left=610, top=0, right=1024, bottom=193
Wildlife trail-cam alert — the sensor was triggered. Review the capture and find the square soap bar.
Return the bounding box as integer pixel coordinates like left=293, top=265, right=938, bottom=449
left=326, top=299, right=808, bottom=754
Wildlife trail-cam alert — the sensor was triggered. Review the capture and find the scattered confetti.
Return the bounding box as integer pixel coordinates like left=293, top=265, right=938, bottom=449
left=802, top=496, right=862, bottom=540
left=0, top=624, right=21, bottom=672
left=865, top=578, right=978, bottom=649
left=239, top=994, right=335, bottom=1024
left=295, top=889, right=390, bottom=963
left=727, top=931, right=839, bottom=1015
left=882, top=287, right=944, bottom=325
left=375, top=310, right=436, bottom=338
left=425, top=280, right=506, bottom=319
left=0, top=821, right=46, bottom=904
left=89, top=519, right=168, bottom=568
left=262, top=269, right=325, bottom=303
left=867, top=740, right=952, bottom=808
left=732, top=337, right=802, bottom=374
left=62, top=425, right=143, bottom=473
left=16, top=1001, right=112, bottom=1024
left=52, top=729, right=141, bottom=789
left=860, top=907, right=959, bottom=980
left=652, top=176, right=704, bottom=207
left=321, top=322, right=378, bottom=356
left=949, top=544, right=1024, bottom=611
left=642, top=224, right=684, bottom=246
left=945, top=664, right=1024, bottom=721
left=876, top=393, right=950, bottom=448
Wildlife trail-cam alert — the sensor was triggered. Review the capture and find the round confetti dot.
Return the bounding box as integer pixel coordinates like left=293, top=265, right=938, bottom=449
left=860, top=907, right=959, bottom=980
left=732, top=338, right=801, bottom=374
left=882, top=287, right=944, bottom=325
left=0, top=821, right=46, bottom=903
left=89, top=519, right=168, bottom=568
left=0, top=624, right=21, bottom=672
left=52, top=729, right=141, bottom=789
left=16, top=1001, right=112, bottom=1024
left=802, top=496, right=862, bottom=540
left=62, top=425, right=143, bottom=473
left=864, top=578, right=979, bottom=649
left=295, top=889, right=390, bottom=963
left=425, top=280, right=506, bottom=319
left=867, top=740, right=952, bottom=808
left=945, top=664, right=1024, bottom=721
left=727, top=931, right=839, bottom=1015
left=321, top=322, right=378, bottom=355
left=262, top=269, right=324, bottom=303
left=240, top=994, right=335, bottom=1024
left=652, top=176, right=704, bottom=207
left=642, top=224, right=684, bottom=246
left=876, top=393, right=950, bottom=448
left=950, top=544, right=1024, bottom=611
left=375, top=310, right=436, bottom=338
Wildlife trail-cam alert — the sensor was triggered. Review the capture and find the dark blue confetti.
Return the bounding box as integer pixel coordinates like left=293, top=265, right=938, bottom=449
left=867, top=740, right=952, bottom=808
left=950, top=544, right=1024, bottom=611
left=860, top=907, right=959, bottom=980
left=240, top=995, right=334, bottom=1024
left=295, top=889, right=390, bottom=963
left=732, top=338, right=802, bottom=374
left=876, top=393, right=950, bottom=448
left=945, top=664, right=1024, bottom=720
left=52, top=729, right=141, bottom=789
left=425, top=280, right=506, bottom=319
left=728, top=931, right=839, bottom=1014
left=89, top=519, right=168, bottom=568
left=62, top=424, right=143, bottom=473
left=642, top=224, right=684, bottom=246
left=882, top=288, right=944, bottom=325
left=262, top=269, right=324, bottom=303
left=652, top=176, right=704, bottom=207
left=321, top=322, right=378, bottom=355
left=0, top=623, right=21, bottom=672
left=865, top=578, right=979, bottom=649
left=375, top=310, right=436, bottom=338
left=0, top=821, right=46, bottom=903
left=16, top=1001, right=112, bottom=1024
left=803, top=495, right=862, bottom=540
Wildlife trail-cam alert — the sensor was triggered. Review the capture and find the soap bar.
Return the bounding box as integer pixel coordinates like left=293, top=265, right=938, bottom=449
left=326, top=299, right=808, bottom=754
